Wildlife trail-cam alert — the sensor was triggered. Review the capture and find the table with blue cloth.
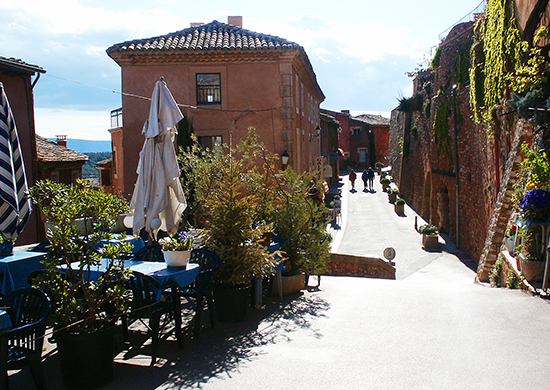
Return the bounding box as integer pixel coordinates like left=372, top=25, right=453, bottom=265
left=0, top=310, right=11, bottom=330
left=0, top=251, right=47, bottom=296
left=94, top=235, right=146, bottom=255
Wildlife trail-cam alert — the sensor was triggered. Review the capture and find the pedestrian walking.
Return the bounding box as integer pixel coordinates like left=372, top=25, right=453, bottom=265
left=361, top=169, right=368, bottom=191
left=349, top=169, right=357, bottom=191
left=367, top=167, right=375, bottom=191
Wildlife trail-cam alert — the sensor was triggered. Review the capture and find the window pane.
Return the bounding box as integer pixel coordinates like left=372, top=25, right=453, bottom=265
left=196, top=73, right=221, bottom=105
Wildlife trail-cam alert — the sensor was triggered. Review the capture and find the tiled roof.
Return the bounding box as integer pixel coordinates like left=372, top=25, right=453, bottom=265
left=353, top=114, right=390, bottom=126
left=106, top=20, right=301, bottom=54
left=36, top=135, right=89, bottom=163
left=0, top=56, right=46, bottom=74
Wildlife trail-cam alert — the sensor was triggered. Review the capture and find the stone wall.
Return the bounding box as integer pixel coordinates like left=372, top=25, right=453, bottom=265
left=390, top=21, right=515, bottom=265
left=325, top=253, right=396, bottom=279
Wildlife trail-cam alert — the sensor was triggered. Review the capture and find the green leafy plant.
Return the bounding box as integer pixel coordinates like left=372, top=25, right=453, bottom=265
left=418, top=224, right=439, bottom=235
left=489, top=255, right=503, bottom=287
left=396, top=198, right=406, bottom=206
left=30, top=180, right=132, bottom=333
left=380, top=177, right=391, bottom=185
left=159, top=231, right=195, bottom=251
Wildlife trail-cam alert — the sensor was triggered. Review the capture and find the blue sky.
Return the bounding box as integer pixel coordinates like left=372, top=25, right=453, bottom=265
left=1, top=0, right=485, bottom=140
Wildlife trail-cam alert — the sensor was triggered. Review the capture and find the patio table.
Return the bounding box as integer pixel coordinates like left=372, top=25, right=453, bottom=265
left=94, top=235, right=146, bottom=255
left=0, top=251, right=47, bottom=296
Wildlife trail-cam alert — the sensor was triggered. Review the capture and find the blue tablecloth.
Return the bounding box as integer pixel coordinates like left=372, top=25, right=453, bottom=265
left=94, top=235, right=145, bottom=254
left=63, top=259, right=199, bottom=297
left=0, top=251, right=47, bottom=295
left=0, top=310, right=11, bottom=330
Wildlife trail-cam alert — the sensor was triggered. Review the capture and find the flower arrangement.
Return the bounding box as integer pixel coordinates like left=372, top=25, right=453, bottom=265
left=418, top=224, right=439, bottom=235
left=160, top=231, right=195, bottom=251
left=520, top=188, right=550, bottom=220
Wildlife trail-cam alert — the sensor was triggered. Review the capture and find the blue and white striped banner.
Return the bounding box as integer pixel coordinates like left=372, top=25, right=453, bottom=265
left=0, top=83, right=32, bottom=241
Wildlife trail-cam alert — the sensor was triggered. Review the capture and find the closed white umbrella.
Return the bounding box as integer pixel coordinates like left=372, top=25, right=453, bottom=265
left=0, top=83, right=32, bottom=241
left=129, top=78, right=187, bottom=239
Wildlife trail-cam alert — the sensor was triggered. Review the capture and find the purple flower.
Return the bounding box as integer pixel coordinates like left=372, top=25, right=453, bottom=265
left=521, top=189, right=550, bottom=212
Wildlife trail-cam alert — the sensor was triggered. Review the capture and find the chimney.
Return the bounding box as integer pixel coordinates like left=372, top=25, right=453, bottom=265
left=56, top=135, right=67, bottom=147
left=228, top=16, right=243, bottom=27
left=190, top=22, right=204, bottom=27
left=341, top=110, right=350, bottom=115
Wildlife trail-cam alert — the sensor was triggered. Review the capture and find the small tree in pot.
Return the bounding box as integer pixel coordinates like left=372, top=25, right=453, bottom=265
left=418, top=223, right=439, bottom=250
left=30, top=180, right=132, bottom=389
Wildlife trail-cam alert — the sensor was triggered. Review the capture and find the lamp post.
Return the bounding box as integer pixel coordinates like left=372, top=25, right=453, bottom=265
left=281, top=150, right=289, bottom=171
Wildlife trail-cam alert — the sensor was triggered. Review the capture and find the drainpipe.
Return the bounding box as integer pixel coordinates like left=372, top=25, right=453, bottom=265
left=452, top=85, right=459, bottom=248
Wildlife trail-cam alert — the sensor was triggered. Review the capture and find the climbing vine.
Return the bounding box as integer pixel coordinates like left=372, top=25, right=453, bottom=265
left=469, top=0, right=527, bottom=124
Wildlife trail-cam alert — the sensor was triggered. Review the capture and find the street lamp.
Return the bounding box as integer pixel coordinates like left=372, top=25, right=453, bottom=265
left=281, top=150, right=289, bottom=170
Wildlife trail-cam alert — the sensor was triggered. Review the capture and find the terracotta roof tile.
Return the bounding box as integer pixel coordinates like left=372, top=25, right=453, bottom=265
left=106, top=20, right=300, bottom=55
left=36, top=135, right=89, bottom=163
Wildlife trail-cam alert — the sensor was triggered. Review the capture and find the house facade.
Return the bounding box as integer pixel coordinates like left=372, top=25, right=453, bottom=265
left=0, top=56, right=45, bottom=245
left=321, top=109, right=389, bottom=172
left=35, top=135, right=88, bottom=185
left=106, top=17, right=325, bottom=198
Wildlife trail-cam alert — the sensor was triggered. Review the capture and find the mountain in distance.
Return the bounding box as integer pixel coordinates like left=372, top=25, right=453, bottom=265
left=48, top=138, right=111, bottom=153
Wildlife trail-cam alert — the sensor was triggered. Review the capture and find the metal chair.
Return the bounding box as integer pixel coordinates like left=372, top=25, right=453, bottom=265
left=179, top=248, right=220, bottom=339
left=0, top=288, right=51, bottom=390
left=130, top=244, right=164, bottom=262
left=121, top=271, right=180, bottom=365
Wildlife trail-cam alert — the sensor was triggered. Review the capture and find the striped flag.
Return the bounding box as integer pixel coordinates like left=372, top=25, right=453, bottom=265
left=0, top=83, right=32, bottom=241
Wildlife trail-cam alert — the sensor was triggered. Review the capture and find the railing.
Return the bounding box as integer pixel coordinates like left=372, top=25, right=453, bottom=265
left=110, top=108, right=123, bottom=129
left=438, top=0, right=487, bottom=42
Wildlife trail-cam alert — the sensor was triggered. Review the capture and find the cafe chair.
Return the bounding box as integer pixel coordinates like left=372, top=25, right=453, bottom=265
left=0, top=288, right=51, bottom=390
left=131, top=244, right=164, bottom=262
left=179, top=248, right=220, bottom=339
left=122, top=271, right=180, bottom=366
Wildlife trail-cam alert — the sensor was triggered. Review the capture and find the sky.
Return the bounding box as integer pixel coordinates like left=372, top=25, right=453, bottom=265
left=1, top=0, right=485, bottom=141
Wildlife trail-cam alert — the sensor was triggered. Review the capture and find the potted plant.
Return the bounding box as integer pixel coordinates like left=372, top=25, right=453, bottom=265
left=380, top=177, right=391, bottom=192
left=394, top=197, right=406, bottom=215
left=29, top=179, right=132, bottom=390
left=418, top=223, right=439, bottom=250
left=179, top=130, right=277, bottom=322
left=387, top=188, right=399, bottom=203
left=0, top=235, right=15, bottom=255
left=374, top=161, right=383, bottom=175
left=268, top=168, right=332, bottom=294
left=159, top=230, right=195, bottom=267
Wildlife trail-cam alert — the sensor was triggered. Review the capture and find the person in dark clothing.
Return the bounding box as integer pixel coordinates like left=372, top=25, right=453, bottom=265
left=349, top=169, right=357, bottom=190
left=361, top=170, right=369, bottom=191
left=367, top=167, right=375, bottom=191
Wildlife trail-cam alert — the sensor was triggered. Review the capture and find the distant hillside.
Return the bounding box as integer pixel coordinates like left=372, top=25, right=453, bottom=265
left=83, top=152, right=111, bottom=179
left=48, top=138, right=111, bottom=153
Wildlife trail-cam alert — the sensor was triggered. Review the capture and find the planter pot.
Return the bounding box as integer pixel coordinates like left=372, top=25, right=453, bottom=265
left=388, top=193, right=397, bottom=203
left=0, top=243, right=13, bottom=256
left=382, top=182, right=390, bottom=192
left=213, top=284, right=251, bottom=322
left=518, top=256, right=546, bottom=283
left=394, top=203, right=405, bottom=215
left=163, top=250, right=191, bottom=268
left=273, top=273, right=306, bottom=296
left=56, top=326, right=118, bottom=390
left=422, top=234, right=439, bottom=250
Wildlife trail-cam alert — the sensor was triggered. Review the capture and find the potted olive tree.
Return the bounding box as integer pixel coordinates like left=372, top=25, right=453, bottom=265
left=30, top=180, right=132, bottom=390
left=394, top=197, right=406, bottom=215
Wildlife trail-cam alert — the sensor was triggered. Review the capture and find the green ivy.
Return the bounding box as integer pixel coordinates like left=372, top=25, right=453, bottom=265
left=469, top=0, right=527, bottom=124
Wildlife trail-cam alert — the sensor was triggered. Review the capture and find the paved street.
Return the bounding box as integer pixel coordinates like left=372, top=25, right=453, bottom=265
left=11, top=173, right=550, bottom=389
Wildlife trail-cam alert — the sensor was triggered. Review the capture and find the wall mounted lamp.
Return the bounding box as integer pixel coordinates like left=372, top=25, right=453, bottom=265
left=310, top=125, right=321, bottom=140
left=281, top=150, right=290, bottom=170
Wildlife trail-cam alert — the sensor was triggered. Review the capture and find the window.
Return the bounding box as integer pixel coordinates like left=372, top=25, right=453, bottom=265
left=198, top=136, right=223, bottom=150
left=352, top=127, right=361, bottom=136
left=359, top=148, right=368, bottom=163
left=196, top=73, right=221, bottom=105
left=51, top=171, right=59, bottom=183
